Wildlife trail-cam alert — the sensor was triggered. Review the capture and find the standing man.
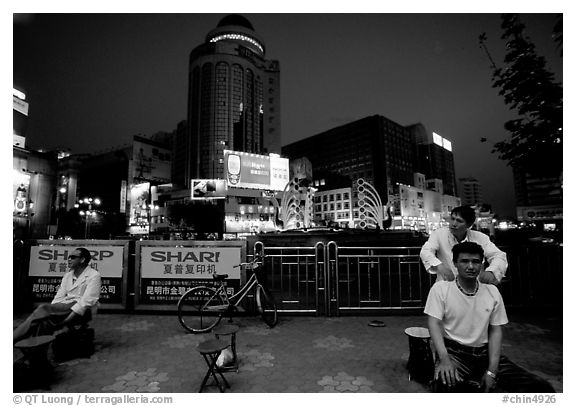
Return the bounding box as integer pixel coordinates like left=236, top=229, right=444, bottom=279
left=420, top=206, right=507, bottom=285
left=425, top=241, right=554, bottom=392
left=14, top=247, right=101, bottom=343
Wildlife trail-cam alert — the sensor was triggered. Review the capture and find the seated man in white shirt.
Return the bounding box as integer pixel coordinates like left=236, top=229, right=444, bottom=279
left=420, top=205, right=507, bottom=285
left=14, top=247, right=101, bottom=343
left=424, top=241, right=554, bottom=392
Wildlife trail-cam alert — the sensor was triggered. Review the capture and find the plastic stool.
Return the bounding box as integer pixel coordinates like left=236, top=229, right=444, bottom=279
left=404, top=327, right=434, bottom=384
left=196, top=338, right=231, bottom=393
left=213, top=323, right=239, bottom=373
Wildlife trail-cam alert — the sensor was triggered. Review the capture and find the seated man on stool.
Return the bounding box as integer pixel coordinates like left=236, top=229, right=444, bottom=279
left=14, top=247, right=101, bottom=343
left=424, top=241, right=554, bottom=393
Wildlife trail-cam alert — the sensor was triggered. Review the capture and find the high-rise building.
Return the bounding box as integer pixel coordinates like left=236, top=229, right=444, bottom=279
left=282, top=115, right=415, bottom=202
left=458, top=177, right=483, bottom=207
left=175, top=15, right=281, bottom=188
left=408, top=123, right=457, bottom=196
left=282, top=116, right=460, bottom=232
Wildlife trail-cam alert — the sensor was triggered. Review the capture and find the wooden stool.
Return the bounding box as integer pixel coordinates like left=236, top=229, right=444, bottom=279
left=213, top=323, right=239, bottom=373
left=196, top=339, right=231, bottom=393
left=14, top=335, right=55, bottom=374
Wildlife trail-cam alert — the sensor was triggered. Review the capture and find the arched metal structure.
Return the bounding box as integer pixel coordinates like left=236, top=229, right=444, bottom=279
left=355, top=178, right=384, bottom=229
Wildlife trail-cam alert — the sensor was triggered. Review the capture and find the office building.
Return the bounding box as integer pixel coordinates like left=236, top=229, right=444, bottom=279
left=513, top=165, right=562, bottom=226
left=283, top=116, right=460, bottom=232
left=175, top=14, right=281, bottom=188
left=409, top=123, right=457, bottom=196
left=282, top=115, right=414, bottom=202
left=458, top=177, right=483, bottom=207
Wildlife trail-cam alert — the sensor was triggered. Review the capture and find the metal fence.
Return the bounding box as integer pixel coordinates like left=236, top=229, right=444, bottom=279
left=253, top=241, right=562, bottom=316
left=326, top=243, right=434, bottom=316
left=253, top=241, right=326, bottom=315
left=14, top=239, right=561, bottom=316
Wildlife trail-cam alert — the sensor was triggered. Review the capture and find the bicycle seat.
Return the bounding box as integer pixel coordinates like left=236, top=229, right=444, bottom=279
left=213, top=274, right=229, bottom=281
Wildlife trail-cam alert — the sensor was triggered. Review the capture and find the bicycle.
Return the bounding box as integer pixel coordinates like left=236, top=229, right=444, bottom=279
left=177, top=255, right=278, bottom=333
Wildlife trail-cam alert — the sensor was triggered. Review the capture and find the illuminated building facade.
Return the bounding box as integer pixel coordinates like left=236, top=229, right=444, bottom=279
left=55, top=134, right=172, bottom=238
left=396, top=183, right=460, bottom=232
left=13, top=87, right=59, bottom=239
left=13, top=147, right=58, bottom=239
left=177, top=14, right=281, bottom=188
left=313, top=188, right=354, bottom=228
left=283, top=116, right=460, bottom=232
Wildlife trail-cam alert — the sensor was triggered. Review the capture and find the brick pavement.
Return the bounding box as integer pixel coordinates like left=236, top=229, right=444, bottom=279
left=13, top=312, right=563, bottom=393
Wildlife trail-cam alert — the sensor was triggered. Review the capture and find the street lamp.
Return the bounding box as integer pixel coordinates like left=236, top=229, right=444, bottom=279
left=77, top=197, right=101, bottom=239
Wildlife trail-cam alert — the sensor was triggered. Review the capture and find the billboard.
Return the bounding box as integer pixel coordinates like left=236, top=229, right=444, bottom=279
left=13, top=170, right=30, bottom=214
left=139, top=246, right=241, bottom=279
left=433, top=132, right=452, bottom=152
left=29, top=246, right=124, bottom=278
left=128, top=182, right=150, bottom=232
left=224, top=150, right=289, bottom=191
left=134, top=241, right=244, bottom=309
left=28, top=242, right=129, bottom=308
left=191, top=179, right=228, bottom=199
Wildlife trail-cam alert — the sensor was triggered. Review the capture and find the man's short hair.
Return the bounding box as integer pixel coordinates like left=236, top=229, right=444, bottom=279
left=452, top=241, right=484, bottom=263
left=76, top=247, right=92, bottom=266
left=451, top=205, right=476, bottom=226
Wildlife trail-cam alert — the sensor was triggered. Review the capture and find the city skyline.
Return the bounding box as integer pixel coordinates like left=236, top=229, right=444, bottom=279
left=13, top=13, right=563, bottom=217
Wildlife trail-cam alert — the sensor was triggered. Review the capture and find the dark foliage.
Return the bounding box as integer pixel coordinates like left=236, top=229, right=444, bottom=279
left=479, top=14, right=562, bottom=175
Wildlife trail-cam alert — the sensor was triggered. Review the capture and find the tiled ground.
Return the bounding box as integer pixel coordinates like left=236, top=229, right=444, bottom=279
left=13, top=312, right=563, bottom=393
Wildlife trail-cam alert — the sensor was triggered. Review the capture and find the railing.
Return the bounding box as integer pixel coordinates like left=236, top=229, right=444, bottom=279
left=254, top=241, right=325, bottom=314
left=16, top=238, right=561, bottom=315
left=326, top=242, right=434, bottom=316
left=254, top=241, right=562, bottom=316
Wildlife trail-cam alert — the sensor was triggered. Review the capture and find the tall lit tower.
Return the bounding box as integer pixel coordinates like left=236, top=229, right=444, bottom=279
left=176, top=14, right=281, bottom=188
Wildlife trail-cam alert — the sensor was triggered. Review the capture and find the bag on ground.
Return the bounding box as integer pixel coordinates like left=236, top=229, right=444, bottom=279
left=216, top=347, right=234, bottom=368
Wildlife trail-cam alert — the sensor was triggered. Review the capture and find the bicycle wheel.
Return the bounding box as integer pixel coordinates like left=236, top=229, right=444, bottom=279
left=256, top=285, right=278, bottom=328
left=177, top=286, right=224, bottom=333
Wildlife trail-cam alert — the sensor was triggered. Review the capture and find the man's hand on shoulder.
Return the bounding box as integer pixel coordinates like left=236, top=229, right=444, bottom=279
left=431, top=263, right=455, bottom=281
left=478, top=270, right=499, bottom=285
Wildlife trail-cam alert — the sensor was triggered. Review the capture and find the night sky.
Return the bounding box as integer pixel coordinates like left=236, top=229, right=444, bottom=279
left=12, top=12, right=563, bottom=217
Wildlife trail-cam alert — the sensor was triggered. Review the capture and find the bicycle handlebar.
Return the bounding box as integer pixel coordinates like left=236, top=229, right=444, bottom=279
left=232, top=255, right=266, bottom=268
